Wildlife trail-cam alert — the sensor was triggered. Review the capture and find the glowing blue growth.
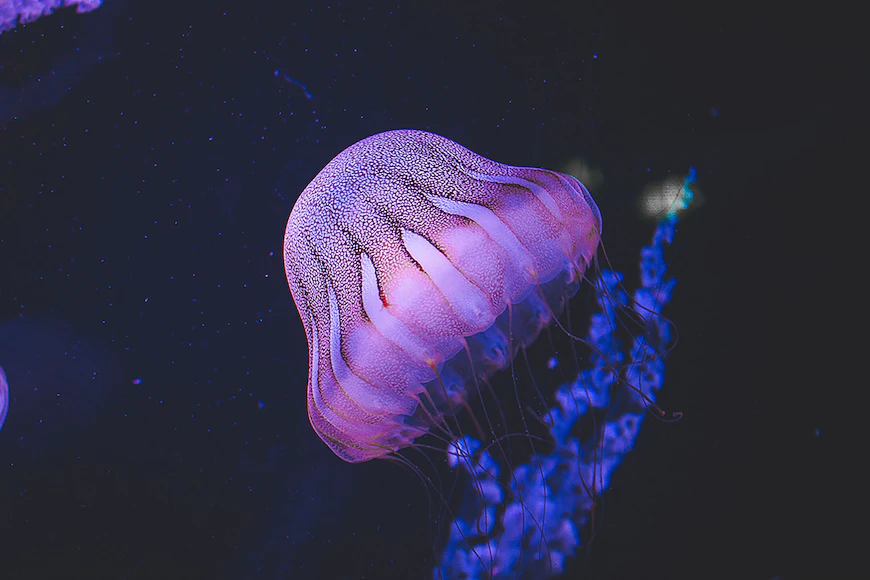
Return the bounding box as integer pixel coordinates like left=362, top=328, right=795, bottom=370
left=668, top=166, right=695, bottom=220
left=436, top=203, right=686, bottom=579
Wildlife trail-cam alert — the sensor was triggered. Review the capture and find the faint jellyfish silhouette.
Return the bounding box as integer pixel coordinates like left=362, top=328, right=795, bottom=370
left=0, top=366, right=7, bottom=431
left=0, top=0, right=103, bottom=34
left=283, top=130, right=602, bottom=463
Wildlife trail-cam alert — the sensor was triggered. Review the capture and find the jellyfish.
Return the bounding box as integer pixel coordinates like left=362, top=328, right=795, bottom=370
left=0, top=366, right=7, bottom=431
left=0, top=0, right=103, bottom=33
left=283, top=130, right=602, bottom=463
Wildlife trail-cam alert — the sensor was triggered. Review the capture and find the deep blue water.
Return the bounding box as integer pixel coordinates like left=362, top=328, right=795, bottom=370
left=0, top=1, right=853, bottom=578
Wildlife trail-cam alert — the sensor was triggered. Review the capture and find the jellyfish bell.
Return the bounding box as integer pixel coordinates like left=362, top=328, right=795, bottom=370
left=283, top=130, right=602, bottom=463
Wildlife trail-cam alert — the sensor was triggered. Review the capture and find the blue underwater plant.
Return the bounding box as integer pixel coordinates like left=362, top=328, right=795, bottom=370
left=435, top=173, right=692, bottom=579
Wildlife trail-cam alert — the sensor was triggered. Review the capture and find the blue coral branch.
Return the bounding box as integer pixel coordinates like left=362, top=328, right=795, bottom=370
left=436, top=184, right=689, bottom=579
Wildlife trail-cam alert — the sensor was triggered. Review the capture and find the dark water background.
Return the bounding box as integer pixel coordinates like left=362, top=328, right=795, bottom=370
left=0, top=1, right=856, bottom=578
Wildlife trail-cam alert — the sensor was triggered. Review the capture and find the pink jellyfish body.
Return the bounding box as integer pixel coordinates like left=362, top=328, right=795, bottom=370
left=283, top=130, right=601, bottom=462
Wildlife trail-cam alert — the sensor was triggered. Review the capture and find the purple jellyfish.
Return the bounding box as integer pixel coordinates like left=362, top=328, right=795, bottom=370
left=283, top=130, right=602, bottom=463
left=0, top=0, right=103, bottom=33
left=0, top=366, right=7, bottom=431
